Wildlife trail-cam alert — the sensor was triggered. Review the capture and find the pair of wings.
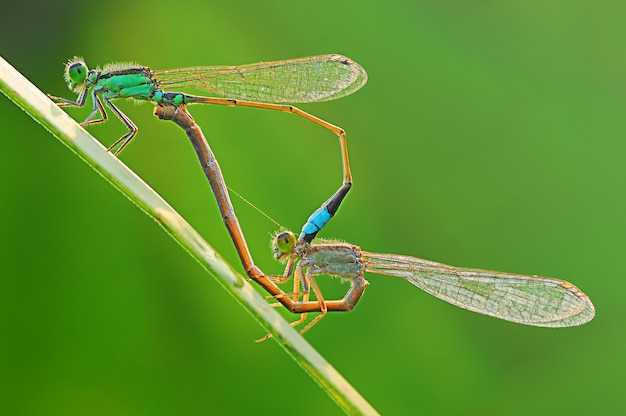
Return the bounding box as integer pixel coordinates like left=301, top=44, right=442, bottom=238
left=154, top=54, right=368, bottom=104
left=363, top=251, right=594, bottom=327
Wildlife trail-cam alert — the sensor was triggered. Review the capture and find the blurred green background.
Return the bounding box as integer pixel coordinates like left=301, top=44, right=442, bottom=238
left=1, top=0, right=623, bottom=414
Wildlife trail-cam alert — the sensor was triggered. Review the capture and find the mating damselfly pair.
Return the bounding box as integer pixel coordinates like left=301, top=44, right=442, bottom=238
left=50, top=55, right=595, bottom=336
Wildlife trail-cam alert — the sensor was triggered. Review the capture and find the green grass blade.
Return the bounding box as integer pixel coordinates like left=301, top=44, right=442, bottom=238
left=0, top=55, right=379, bottom=416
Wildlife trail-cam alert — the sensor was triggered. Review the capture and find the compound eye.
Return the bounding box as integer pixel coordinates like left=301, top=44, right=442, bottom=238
left=67, top=61, right=88, bottom=84
left=64, top=58, right=89, bottom=89
left=274, top=231, right=296, bottom=254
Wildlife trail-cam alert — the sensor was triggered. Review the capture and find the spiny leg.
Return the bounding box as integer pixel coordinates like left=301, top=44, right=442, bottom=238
left=268, top=255, right=297, bottom=285
left=48, top=87, right=109, bottom=128
left=81, top=92, right=108, bottom=126
left=292, top=262, right=304, bottom=303
left=48, top=87, right=88, bottom=108
left=286, top=265, right=311, bottom=329
left=262, top=290, right=307, bottom=306
left=287, top=272, right=368, bottom=314
left=103, top=98, right=138, bottom=155
left=263, top=266, right=306, bottom=304
left=49, top=87, right=117, bottom=147
left=296, top=270, right=328, bottom=335
left=262, top=273, right=367, bottom=341
left=50, top=88, right=137, bottom=155
left=255, top=266, right=313, bottom=343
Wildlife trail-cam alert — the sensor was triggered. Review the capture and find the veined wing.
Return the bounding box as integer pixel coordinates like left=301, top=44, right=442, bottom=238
left=363, top=251, right=595, bottom=327
left=154, top=54, right=368, bottom=104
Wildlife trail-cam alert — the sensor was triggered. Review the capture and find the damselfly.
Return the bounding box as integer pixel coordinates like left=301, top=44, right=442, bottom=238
left=50, top=55, right=367, bottom=242
left=269, top=230, right=595, bottom=335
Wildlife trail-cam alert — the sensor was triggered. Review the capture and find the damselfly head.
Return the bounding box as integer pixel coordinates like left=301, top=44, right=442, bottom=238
left=64, top=57, right=88, bottom=92
left=272, top=231, right=297, bottom=261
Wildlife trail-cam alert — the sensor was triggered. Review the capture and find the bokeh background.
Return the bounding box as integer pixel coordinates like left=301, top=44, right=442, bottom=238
left=1, top=1, right=623, bottom=414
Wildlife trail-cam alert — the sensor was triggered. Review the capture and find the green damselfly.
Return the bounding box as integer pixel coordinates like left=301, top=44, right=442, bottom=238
left=50, top=55, right=367, bottom=243
left=49, top=55, right=366, bottom=155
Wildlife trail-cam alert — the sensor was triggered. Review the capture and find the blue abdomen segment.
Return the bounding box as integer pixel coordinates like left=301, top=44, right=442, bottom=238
left=300, top=208, right=332, bottom=238
left=299, top=183, right=351, bottom=243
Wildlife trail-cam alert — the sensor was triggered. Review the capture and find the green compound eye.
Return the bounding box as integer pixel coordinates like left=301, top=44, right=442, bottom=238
left=67, top=62, right=87, bottom=84
left=274, top=231, right=296, bottom=254
left=64, top=58, right=88, bottom=89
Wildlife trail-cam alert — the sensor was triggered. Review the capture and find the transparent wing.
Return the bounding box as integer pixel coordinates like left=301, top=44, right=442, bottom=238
left=363, top=251, right=595, bottom=327
left=154, top=54, right=368, bottom=103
